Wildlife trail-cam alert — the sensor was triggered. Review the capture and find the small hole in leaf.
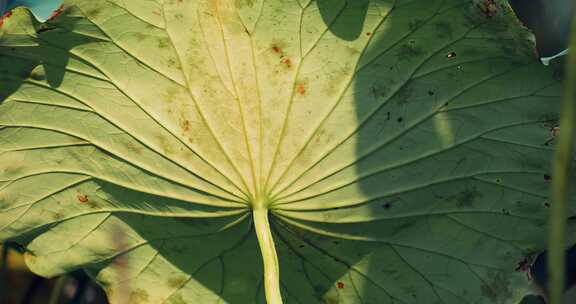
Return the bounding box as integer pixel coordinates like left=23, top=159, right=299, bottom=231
left=382, top=203, right=391, bottom=209
left=515, top=257, right=530, bottom=272
left=428, top=91, right=435, bottom=96
left=544, top=174, right=551, bottom=181
left=447, top=52, right=457, bottom=58
left=397, top=117, right=404, bottom=123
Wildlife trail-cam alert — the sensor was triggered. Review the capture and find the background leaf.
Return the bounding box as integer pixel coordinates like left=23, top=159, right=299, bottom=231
left=0, top=0, right=63, bottom=21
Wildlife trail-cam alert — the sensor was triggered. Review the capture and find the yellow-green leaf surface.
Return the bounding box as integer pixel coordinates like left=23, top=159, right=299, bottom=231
left=1, top=0, right=574, bottom=303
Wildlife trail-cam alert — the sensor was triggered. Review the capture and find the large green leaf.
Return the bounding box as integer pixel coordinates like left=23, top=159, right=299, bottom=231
left=1, top=0, right=574, bottom=303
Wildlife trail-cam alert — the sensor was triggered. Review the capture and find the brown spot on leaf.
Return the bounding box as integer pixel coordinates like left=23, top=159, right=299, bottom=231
left=77, top=193, right=88, bottom=203
left=296, top=83, right=306, bottom=95
left=281, top=58, right=292, bottom=68
left=336, top=281, right=344, bottom=289
left=180, top=118, right=191, bottom=131
left=271, top=45, right=281, bottom=54
left=477, top=0, right=498, bottom=19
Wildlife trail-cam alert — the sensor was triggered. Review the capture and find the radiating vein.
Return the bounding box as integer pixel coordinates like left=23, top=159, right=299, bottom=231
left=0, top=120, right=246, bottom=205
left=0, top=176, right=91, bottom=232
left=274, top=220, right=406, bottom=304
left=33, top=36, right=250, bottom=201
left=276, top=216, right=513, bottom=271
left=262, top=1, right=352, bottom=194
left=274, top=119, right=544, bottom=204
left=161, top=2, right=254, bottom=200
left=273, top=62, right=531, bottom=201
left=267, top=2, right=463, bottom=198
left=214, top=0, right=258, bottom=197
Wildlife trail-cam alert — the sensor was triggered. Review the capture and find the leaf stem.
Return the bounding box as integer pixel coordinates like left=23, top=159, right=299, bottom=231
left=48, top=276, right=67, bottom=304
left=253, top=207, right=282, bottom=304
left=548, top=6, right=576, bottom=304
left=0, top=244, right=8, bottom=302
